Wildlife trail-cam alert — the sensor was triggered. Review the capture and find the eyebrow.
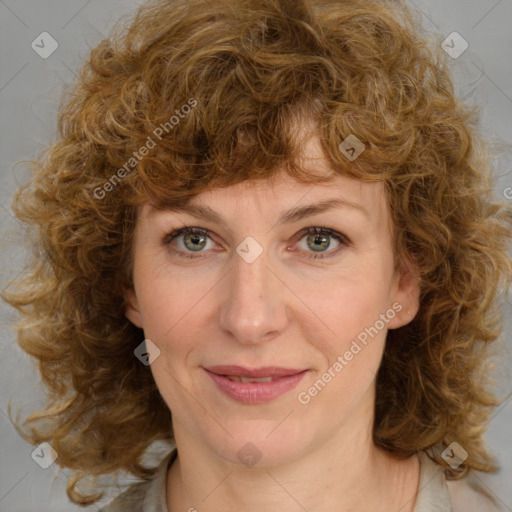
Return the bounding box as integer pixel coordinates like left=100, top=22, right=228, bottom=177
left=152, top=197, right=370, bottom=228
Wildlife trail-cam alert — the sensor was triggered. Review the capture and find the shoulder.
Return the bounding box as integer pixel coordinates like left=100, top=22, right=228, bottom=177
left=100, top=449, right=177, bottom=512
left=415, top=451, right=504, bottom=512
left=100, top=480, right=150, bottom=512
left=447, top=475, right=505, bottom=512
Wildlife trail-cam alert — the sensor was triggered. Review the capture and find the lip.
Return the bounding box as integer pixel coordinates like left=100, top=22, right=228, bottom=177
left=203, top=366, right=309, bottom=405
left=204, top=365, right=307, bottom=378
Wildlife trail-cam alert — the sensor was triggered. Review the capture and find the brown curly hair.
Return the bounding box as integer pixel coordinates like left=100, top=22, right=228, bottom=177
left=3, top=0, right=512, bottom=505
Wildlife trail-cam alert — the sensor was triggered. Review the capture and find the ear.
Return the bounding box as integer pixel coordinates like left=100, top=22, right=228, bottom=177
left=386, top=255, right=421, bottom=330
left=124, top=287, right=144, bottom=328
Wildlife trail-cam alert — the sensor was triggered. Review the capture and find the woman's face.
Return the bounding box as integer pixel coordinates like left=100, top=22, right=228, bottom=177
left=125, top=134, right=420, bottom=467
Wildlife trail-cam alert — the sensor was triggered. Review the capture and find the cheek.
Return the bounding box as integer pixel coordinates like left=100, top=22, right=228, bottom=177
left=310, top=265, right=393, bottom=340
left=302, top=280, right=391, bottom=410
left=132, top=260, right=226, bottom=394
left=300, top=269, right=394, bottom=401
left=133, top=249, right=211, bottom=339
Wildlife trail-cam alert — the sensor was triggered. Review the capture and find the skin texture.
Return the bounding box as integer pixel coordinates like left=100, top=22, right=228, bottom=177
left=125, top=134, right=422, bottom=512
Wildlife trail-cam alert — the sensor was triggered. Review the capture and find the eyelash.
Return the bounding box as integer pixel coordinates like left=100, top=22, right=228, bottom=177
left=162, top=226, right=351, bottom=260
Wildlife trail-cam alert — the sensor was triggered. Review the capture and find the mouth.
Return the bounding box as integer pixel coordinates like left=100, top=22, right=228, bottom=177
left=222, top=375, right=277, bottom=383
left=204, top=365, right=308, bottom=379
left=203, top=366, right=309, bottom=404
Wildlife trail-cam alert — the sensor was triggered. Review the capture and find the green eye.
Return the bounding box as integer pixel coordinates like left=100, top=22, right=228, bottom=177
left=163, top=226, right=351, bottom=260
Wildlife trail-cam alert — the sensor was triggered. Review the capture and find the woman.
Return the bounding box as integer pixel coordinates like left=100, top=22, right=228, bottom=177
left=3, top=0, right=512, bottom=510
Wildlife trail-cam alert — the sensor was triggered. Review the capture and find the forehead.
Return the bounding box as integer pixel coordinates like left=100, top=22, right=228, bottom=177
left=142, top=176, right=390, bottom=240
left=141, top=131, right=391, bottom=231
left=194, top=171, right=383, bottom=211
left=204, top=131, right=386, bottom=209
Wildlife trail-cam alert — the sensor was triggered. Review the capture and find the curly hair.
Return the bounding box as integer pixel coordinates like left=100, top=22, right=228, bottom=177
left=3, top=0, right=512, bottom=505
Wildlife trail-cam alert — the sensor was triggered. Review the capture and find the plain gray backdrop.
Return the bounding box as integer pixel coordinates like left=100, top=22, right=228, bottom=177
left=1, top=1, right=511, bottom=511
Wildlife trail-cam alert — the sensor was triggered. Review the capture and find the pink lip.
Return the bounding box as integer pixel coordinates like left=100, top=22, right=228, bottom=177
left=203, top=366, right=308, bottom=405
left=204, top=365, right=306, bottom=378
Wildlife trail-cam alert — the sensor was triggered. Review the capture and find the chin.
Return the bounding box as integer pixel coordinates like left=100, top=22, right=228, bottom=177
left=205, top=422, right=308, bottom=468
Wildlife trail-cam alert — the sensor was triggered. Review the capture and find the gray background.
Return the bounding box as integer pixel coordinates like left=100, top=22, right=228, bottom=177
left=1, top=1, right=511, bottom=511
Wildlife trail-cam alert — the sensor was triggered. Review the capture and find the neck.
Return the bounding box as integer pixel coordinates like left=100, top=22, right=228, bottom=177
left=166, top=413, right=420, bottom=512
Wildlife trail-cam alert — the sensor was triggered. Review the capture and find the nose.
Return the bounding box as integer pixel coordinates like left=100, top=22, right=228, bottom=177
left=218, top=244, right=289, bottom=346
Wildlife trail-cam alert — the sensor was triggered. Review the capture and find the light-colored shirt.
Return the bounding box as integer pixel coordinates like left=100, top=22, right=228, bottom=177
left=100, top=447, right=502, bottom=512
